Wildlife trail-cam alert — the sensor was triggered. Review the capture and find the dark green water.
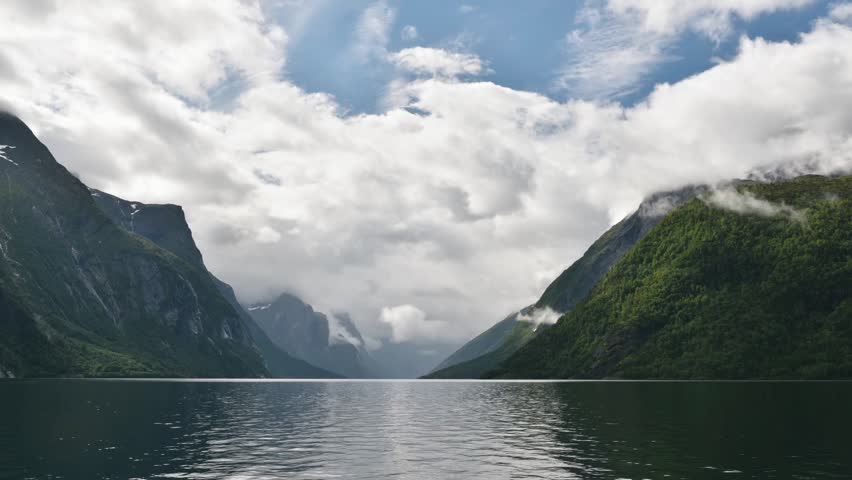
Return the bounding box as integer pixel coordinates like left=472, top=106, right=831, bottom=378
left=0, top=380, right=850, bottom=479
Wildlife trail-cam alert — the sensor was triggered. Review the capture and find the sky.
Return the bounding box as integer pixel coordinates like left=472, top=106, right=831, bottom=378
left=1, top=0, right=851, bottom=373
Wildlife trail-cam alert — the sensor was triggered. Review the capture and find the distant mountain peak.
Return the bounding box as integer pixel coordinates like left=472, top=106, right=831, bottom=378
left=248, top=293, right=380, bottom=378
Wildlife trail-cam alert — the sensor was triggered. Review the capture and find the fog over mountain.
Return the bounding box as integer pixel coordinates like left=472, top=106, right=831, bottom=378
left=1, top=1, right=851, bottom=372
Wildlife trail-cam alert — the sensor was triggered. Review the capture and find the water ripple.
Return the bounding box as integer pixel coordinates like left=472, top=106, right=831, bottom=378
left=1, top=381, right=851, bottom=479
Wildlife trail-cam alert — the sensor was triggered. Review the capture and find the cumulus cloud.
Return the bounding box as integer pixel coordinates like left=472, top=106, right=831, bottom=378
left=830, top=2, right=852, bottom=22
left=1, top=1, right=851, bottom=358
left=517, top=307, right=563, bottom=326
left=380, top=305, right=450, bottom=343
left=704, top=188, right=806, bottom=221
left=390, top=47, right=489, bottom=79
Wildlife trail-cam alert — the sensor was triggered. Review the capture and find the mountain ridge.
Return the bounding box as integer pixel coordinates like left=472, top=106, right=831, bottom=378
left=0, top=112, right=267, bottom=378
left=426, top=186, right=703, bottom=379
left=89, top=188, right=339, bottom=378
left=491, top=175, right=852, bottom=379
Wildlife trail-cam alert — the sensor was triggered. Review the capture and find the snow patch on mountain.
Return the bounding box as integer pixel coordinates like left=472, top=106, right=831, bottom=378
left=0, top=145, right=18, bottom=166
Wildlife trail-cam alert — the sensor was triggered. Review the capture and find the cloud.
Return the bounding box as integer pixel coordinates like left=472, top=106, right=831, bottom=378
left=704, top=188, right=806, bottom=221
left=608, top=0, right=814, bottom=39
left=2, top=2, right=851, bottom=358
left=638, top=194, right=680, bottom=218
left=255, top=226, right=282, bottom=244
left=389, top=47, right=489, bottom=79
left=328, top=313, right=363, bottom=347
left=380, top=305, right=450, bottom=343
left=352, top=0, right=396, bottom=62
left=517, top=307, right=563, bottom=326
left=557, top=5, right=673, bottom=99
left=557, top=0, right=816, bottom=99
left=400, top=24, right=419, bottom=41
left=830, top=2, right=852, bottom=22
left=459, top=5, right=477, bottom=14
left=362, top=335, right=383, bottom=351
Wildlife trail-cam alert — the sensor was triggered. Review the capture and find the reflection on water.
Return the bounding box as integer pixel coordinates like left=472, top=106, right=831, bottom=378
left=0, top=380, right=850, bottom=479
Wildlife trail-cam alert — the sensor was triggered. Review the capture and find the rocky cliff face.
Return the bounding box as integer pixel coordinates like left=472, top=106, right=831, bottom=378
left=0, top=112, right=266, bottom=377
left=210, top=279, right=339, bottom=378
left=91, top=189, right=205, bottom=266
left=90, top=186, right=339, bottom=378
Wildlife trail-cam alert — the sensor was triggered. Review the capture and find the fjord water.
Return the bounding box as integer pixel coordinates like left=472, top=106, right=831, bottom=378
left=0, top=381, right=850, bottom=479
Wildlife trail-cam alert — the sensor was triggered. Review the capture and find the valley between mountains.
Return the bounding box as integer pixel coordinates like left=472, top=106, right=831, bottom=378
left=1, top=112, right=850, bottom=379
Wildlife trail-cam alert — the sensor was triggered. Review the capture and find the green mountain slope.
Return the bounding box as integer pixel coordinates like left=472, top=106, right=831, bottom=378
left=90, top=189, right=338, bottom=378
left=535, top=187, right=702, bottom=313
left=0, top=112, right=266, bottom=378
left=427, top=187, right=700, bottom=379
left=424, top=319, right=540, bottom=379
left=492, top=175, right=852, bottom=379
left=427, top=309, right=529, bottom=375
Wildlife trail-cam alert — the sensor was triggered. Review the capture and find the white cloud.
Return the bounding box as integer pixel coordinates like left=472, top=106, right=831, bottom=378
left=459, top=5, right=477, bottom=14
left=400, top=24, right=419, bottom=41
left=557, top=6, right=672, bottom=99
left=328, top=314, right=363, bottom=347
left=390, top=47, right=489, bottom=79
left=256, top=226, right=282, bottom=244
left=380, top=305, right=450, bottom=343
left=608, top=0, right=814, bottom=38
left=704, top=188, right=806, bottom=221
left=830, top=2, right=852, bottom=22
left=558, top=0, right=815, bottom=99
left=517, top=307, right=563, bottom=326
left=1, top=2, right=851, bottom=358
left=352, top=0, right=396, bottom=62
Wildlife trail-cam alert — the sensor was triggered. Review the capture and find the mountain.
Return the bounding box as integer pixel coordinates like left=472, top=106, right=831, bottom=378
left=424, top=312, right=541, bottom=379
left=249, top=294, right=379, bottom=378
left=91, top=190, right=205, bottom=267
left=492, top=175, right=852, bottom=379
left=0, top=112, right=265, bottom=378
left=90, top=189, right=338, bottom=379
left=211, top=279, right=339, bottom=378
left=426, top=187, right=701, bottom=379
left=429, top=309, right=529, bottom=374
left=534, top=187, right=703, bottom=313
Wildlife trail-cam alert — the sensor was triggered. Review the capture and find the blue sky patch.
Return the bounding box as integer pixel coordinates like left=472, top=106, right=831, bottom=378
left=271, top=0, right=832, bottom=114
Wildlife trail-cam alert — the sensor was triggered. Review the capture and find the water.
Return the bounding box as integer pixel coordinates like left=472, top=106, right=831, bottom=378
left=0, top=380, right=850, bottom=479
